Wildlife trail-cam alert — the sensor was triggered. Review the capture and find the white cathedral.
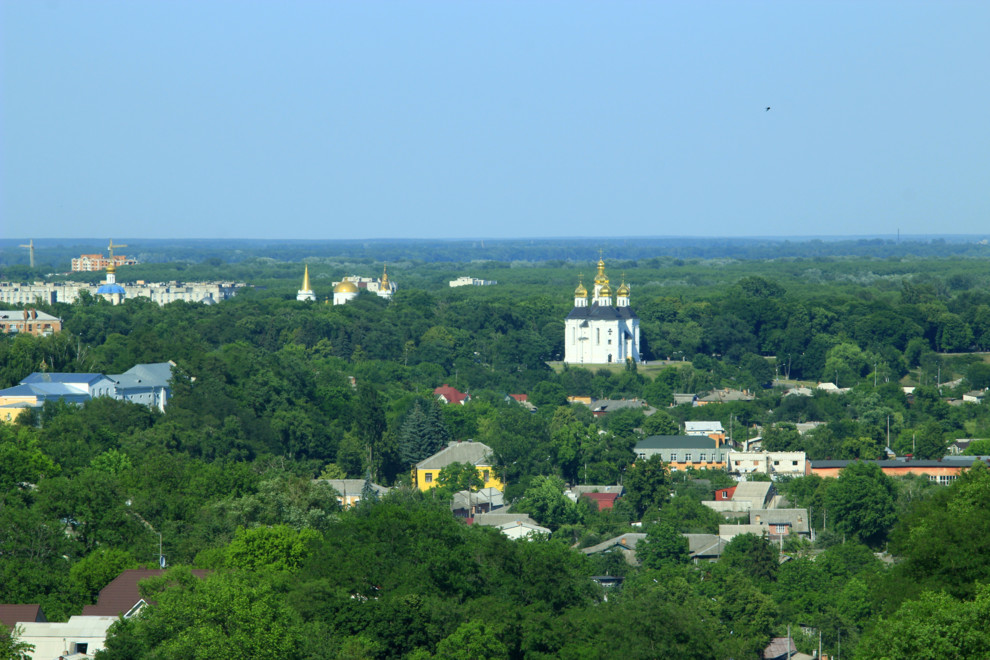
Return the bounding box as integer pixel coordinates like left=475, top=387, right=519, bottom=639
left=564, top=256, right=641, bottom=365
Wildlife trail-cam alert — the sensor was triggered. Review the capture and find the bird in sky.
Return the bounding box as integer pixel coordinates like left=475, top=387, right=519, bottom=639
left=765, top=106, right=771, bottom=111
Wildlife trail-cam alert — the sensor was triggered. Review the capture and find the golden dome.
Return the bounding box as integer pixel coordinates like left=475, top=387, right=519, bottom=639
left=380, top=263, right=390, bottom=288
left=617, top=275, right=629, bottom=297
left=574, top=278, right=588, bottom=297
left=599, top=282, right=613, bottom=297
left=334, top=279, right=359, bottom=293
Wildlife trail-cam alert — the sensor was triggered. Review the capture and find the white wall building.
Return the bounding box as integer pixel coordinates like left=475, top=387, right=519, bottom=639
left=728, top=451, right=808, bottom=478
left=563, top=257, right=640, bottom=365
left=16, top=615, right=118, bottom=658
left=449, top=277, right=497, bottom=287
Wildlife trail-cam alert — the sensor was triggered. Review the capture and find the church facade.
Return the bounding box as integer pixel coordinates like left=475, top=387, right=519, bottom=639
left=564, top=257, right=640, bottom=365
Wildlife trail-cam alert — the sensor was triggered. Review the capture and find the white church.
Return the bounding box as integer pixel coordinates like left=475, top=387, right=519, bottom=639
left=564, top=256, right=641, bottom=365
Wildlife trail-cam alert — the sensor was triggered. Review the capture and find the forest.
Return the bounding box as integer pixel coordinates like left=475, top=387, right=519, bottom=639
left=2, top=241, right=990, bottom=659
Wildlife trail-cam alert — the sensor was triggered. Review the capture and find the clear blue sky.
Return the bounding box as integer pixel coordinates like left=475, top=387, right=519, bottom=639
left=2, top=1, right=988, bottom=240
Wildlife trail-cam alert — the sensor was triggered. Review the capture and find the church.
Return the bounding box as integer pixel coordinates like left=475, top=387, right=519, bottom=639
left=564, top=256, right=641, bottom=365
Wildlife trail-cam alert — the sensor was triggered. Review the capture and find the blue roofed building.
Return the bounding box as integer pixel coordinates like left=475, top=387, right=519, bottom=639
left=109, top=361, right=175, bottom=412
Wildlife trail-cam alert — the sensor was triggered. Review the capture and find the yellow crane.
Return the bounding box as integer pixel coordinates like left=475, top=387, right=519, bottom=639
left=107, top=240, right=128, bottom=266
left=19, top=239, right=35, bottom=268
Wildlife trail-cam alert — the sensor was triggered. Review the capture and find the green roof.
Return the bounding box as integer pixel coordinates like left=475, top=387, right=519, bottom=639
left=635, top=435, right=718, bottom=450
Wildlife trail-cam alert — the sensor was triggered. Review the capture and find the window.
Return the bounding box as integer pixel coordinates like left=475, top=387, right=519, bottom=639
left=73, top=643, right=89, bottom=654
left=700, top=453, right=707, bottom=462
left=669, top=453, right=677, bottom=462
left=424, top=473, right=433, bottom=483
left=685, top=453, right=692, bottom=462
left=483, top=470, right=490, bottom=482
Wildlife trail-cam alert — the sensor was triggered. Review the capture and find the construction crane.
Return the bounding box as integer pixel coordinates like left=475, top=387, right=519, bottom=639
left=107, top=239, right=128, bottom=264
left=19, top=239, right=35, bottom=268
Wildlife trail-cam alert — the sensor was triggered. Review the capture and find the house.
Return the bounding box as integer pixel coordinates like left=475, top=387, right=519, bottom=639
left=16, top=615, right=118, bottom=658
left=0, top=604, right=47, bottom=630
left=634, top=435, right=728, bottom=471
left=0, top=309, right=62, bottom=336
left=566, top=485, right=624, bottom=511
left=684, top=421, right=727, bottom=444
left=963, top=390, right=987, bottom=403
left=948, top=439, right=974, bottom=455
left=471, top=512, right=540, bottom=528
left=720, top=508, right=810, bottom=541
left=110, top=361, right=175, bottom=412
left=684, top=533, right=725, bottom=561
left=782, top=386, right=814, bottom=397
left=580, top=533, right=648, bottom=565
left=413, top=441, right=504, bottom=492
left=506, top=394, right=537, bottom=411
left=82, top=569, right=210, bottom=618
left=21, top=372, right=117, bottom=399
left=496, top=520, right=551, bottom=540
left=0, top=382, right=93, bottom=422
left=727, top=451, right=808, bottom=478
left=451, top=487, right=504, bottom=518
left=567, top=395, right=593, bottom=405
left=434, top=384, right=470, bottom=405
left=703, top=481, right=775, bottom=515
left=698, top=388, right=754, bottom=404
left=449, top=277, right=497, bottom=287
left=318, top=479, right=389, bottom=508
left=590, top=398, right=652, bottom=417
left=714, top=486, right=736, bottom=501
left=671, top=393, right=699, bottom=407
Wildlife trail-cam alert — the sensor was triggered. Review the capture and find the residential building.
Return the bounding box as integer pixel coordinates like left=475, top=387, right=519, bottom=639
left=21, top=372, right=117, bottom=398
left=0, top=309, right=62, bottom=336
left=633, top=435, right=729, bottom=471
left=703, top=481, right=775, bottom=515
left=110, top=361, right=175, bottom=412
left=72, top=253, right=138, bottom=272
left=672, top=393, right=699, bottom=406
left=698, top=388, right=754, bottom=404
left=0, top=280, right=243, bottom=306
left=580, top=533, right=648, bottom=565
left=413, top=441, right=504, bottom=492
left=809, top=457, right=990, bottom=485
left=318, top=479, right=389, bottom=508
left=451, top=487, right=504, bottom=518
left=566, top=485, right=624, bottom=511
left=590, top=398, right=652, bottom=417
left=16, top=615, right=118, bottom=657
left=0, top=604, right=47, bottom=629
left=496, top=520, right=551, bottom=540
left=685, top=421, right=727, bottom=444
left=727, top=451, right=808, bottom=478
left=963, top=390, right=987, bottom=403
left=434, top=384, right=470, bottom=405
left=449, top=277, right=497, bottom=287
left=564, top=256, right=640, bottom=365
left=82, top=569, right=209, bottom=617
left=719, top=508, right=810, bottom=541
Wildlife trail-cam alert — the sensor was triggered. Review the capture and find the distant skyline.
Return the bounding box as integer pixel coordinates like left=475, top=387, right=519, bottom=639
left=2, top=2, right=988, bottom=241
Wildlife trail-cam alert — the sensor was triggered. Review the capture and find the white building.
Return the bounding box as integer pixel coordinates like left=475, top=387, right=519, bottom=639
left=727, top=451, right=808, bottom=478
left=449, top=277, right=497, bottom=287
left=563, top=257, right=640, bottom=365
left=296, top=265, right=316, bottom=301
left=0, top=280, right=242, bottom=306
left=332, top=265, right=395, bottom=305
left=16, top=615, right=118, bottom=658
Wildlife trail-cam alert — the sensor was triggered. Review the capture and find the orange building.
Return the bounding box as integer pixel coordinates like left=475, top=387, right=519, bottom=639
left=810, top=458, right=988, bottom=485
left=71, top=254, right=138, bottom=272
left=0, top=309, right=62, bottom=336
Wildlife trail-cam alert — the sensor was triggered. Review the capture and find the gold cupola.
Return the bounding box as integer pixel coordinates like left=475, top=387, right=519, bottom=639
left=380, top=263, right=390, bottom=289
left=334, top=279, right=359, bottom=293
left=574, top=276, right=588, bottom=298
left=302, top=265, right=312, bottom=291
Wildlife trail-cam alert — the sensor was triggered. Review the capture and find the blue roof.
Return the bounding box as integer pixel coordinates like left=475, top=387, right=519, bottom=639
left=96, top=284, right=126, bottom=295
left=0, top=382, right=91, bottom=402
left=22, top=373, right=108, bottom=385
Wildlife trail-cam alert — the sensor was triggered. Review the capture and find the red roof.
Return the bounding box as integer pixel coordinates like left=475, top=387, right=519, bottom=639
left=0, top=604, right=46, bottom=631
left=82, top=569, right=209, bottom=617
left=434, top=384, right=469, bottom=405
left=509, top=394, right=528, bottom=402
left=715, top=486, right=737, bottom=500
left=581, top=492, right=620, bottom=511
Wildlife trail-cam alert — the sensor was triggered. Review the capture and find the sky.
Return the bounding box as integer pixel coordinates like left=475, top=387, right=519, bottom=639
left=1, top=1, right=988, bottom=241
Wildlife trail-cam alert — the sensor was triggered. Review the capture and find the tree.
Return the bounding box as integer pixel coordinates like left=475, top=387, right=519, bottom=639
left=0, top=625, right=33, bottom=660
left=824, top=460, right=896, bottom=546
left=720, top=533, right=779, bottom=582
left=636, top=521, right=690, bottom=568
left=641, top=410, right=679, bottom=436
left=858, top=584, right=990, bottom=659
left=516, top=475, right=578, bottom=529
left=224, top=525, right=321, bottom=571
left=434, top=620, right=508, bottom=660
left=624, top=455, right=671, bottom=518
left=434, top=462, right=484, bottom=499
left=399, top=398, right=450, bottom=468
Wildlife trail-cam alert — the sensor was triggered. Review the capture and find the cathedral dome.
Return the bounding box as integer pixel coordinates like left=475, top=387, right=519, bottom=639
left=574, top=280, right=588, bottom=297
left=616, top=282, right=629, bottom=297
left=599, top=282, right=612, bottom=297
left=334, top=280, right=359, bottom=294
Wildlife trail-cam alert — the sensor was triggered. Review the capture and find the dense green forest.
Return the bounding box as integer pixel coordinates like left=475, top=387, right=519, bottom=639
left=3, top=245, right=990, bottom=658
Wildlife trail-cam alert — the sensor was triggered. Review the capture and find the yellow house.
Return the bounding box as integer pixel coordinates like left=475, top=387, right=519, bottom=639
left=413, top=441, right=505, bottom=492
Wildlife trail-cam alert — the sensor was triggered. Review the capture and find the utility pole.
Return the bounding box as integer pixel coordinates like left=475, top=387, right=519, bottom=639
left=19, top=240, right=35, bottom=268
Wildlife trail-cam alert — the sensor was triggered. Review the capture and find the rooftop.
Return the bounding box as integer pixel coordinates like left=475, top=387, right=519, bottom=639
left=417, top=441, right=494, bottom=470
